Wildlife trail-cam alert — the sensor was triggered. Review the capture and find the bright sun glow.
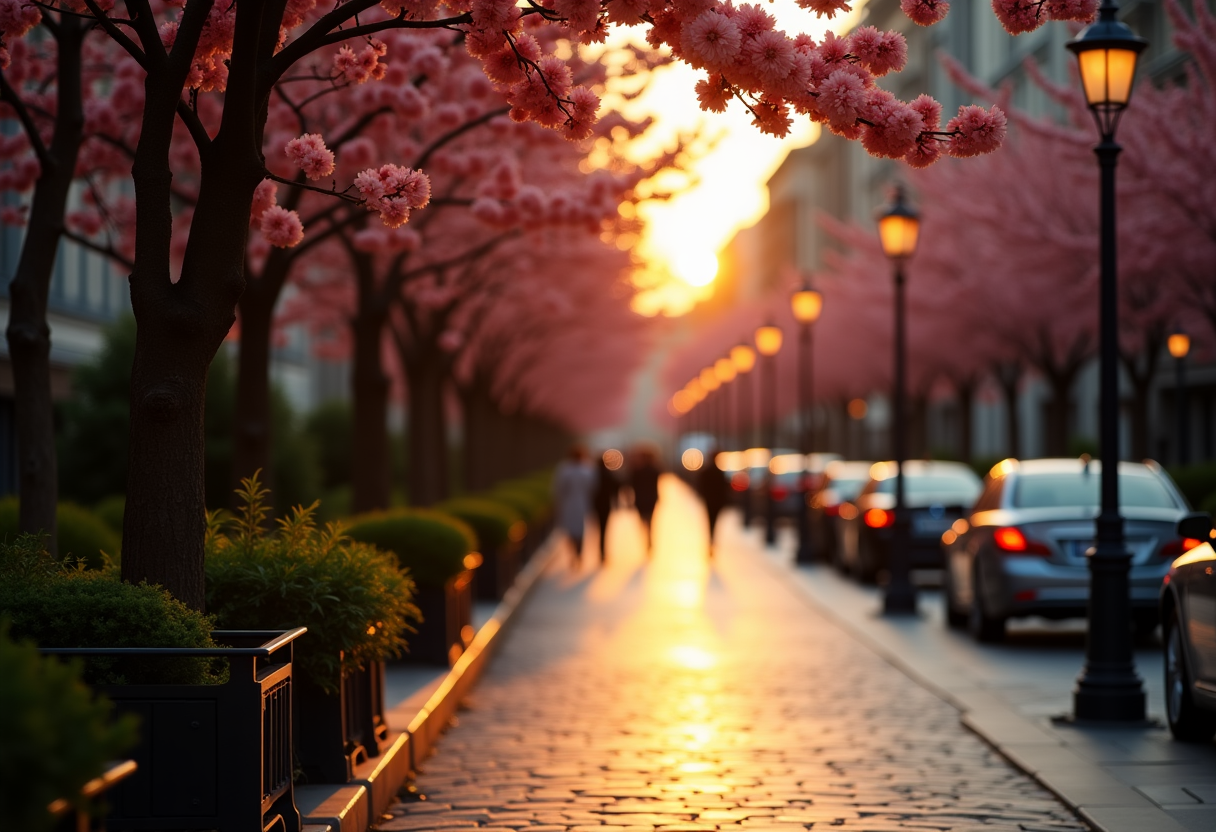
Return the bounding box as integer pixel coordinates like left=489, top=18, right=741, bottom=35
left=673, top=249, right=718, bottom=287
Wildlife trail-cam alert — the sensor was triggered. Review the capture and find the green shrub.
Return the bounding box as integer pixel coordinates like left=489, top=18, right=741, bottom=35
left=93, top=496, right=125, bottom=536
left=0, top=536, right=219, bottom=686
left=0, top=621, right=139, bottom=832
left=436, top=497, right=526, bottom=552
left=1166, top=462, right=1216, bottom=509
left=205, top=475, right=419, bottom=694
left=1200, top=491, right=1216, bottom=517
left=0, top=497, right=120, bottom=569
left=487, top=486, right=548, bottom=525
left=305, top=400, right=353, bottom=490
left=346, top=509, right=475, bottom=587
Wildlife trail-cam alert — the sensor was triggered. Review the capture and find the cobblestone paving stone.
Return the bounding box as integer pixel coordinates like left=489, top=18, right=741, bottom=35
left=380, top=478, right=1088, bottom=832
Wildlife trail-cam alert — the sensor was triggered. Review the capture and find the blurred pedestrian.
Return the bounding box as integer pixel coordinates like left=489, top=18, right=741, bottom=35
left=592, top=452, right=620, bottom=563
left=553, top=444, right=595, bottom=568
left=630, top=446, right=661, bottom=553
left=696, top=447, right=730, bottom=555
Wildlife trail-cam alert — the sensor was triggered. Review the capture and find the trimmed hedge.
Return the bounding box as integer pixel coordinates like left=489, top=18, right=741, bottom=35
left=0, top=497, right=120, bottom=570
left=205, top=476, right=420, bottom=693
left=0, top=621, right=139, bottom=832
left=346, top=509, right=475, bottom=587
left=0, top=537, right=219, bottom=686
left=435, top=497, right=526, bottom=552
left=485, top=487, right=547, bottom=525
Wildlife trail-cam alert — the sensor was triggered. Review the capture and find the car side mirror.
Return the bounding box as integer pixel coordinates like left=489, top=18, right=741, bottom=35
left=1177, top=513, right=1214, bottom=541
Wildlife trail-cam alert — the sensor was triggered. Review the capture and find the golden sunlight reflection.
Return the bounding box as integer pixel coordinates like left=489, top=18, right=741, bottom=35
left=672, top=249, right=718, bottom=287
left=668, top=644, right=718, bottom=671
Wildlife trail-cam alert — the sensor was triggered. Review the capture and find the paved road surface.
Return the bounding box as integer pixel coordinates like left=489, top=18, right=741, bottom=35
left=381, top=476, right=1087, bottom=831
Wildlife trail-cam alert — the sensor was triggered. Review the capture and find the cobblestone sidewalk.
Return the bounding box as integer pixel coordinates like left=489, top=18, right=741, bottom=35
left=381, top=477, right=1088, bottom=832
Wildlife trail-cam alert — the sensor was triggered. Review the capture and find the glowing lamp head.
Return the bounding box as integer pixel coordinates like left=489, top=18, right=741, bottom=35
left=754, top=324, right=783, bottom=356
left=791, top=284, right=823, bottom=324
left=714, top=357, right=737, bottom=383
left=730, top=343, right=756, bottom=373
left=686, top=378, right=704, bottom=401
left=699, top=367, right=721, bottom=391
left=1067, top=5, right=1146, bottom=138
left=1168, top=331, right=1191, bottom=359
left=877, top=184, right=920, bottom=261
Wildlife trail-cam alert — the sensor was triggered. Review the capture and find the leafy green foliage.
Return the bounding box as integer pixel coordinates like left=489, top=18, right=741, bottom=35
left=346, top=508, right=475, bottom=587
left=435, top=497, right=525, bottom=551
left=205, top=474, right=420, bottom=694
left=92, top=495, right=125, bottom=536
left=486, top=486, right=548, bottom=525
left=0, top=621, right=139, bottom=832
left=0, top=539, right=219, bottom=686
left=305, top=399, right=353, bottom=490
left=0, top=497, right=119, bottom=570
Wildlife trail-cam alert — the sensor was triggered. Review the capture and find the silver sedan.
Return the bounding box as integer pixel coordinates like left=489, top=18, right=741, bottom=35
left=941, top=457, right=1193, bottom=642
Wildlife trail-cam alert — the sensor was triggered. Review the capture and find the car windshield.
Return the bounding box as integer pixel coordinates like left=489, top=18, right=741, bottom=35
left=1012, top=472, right=1178, bottom=509
left=875, top=473, right=979, bottom=502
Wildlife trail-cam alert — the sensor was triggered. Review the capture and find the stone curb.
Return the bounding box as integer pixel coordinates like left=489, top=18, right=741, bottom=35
left=300, top=531, right=562, bottom=832
left=754, top=550, right=1190, bottom=832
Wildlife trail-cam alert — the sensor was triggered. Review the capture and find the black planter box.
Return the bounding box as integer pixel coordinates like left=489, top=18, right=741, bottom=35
left=400, top=570, right=474, bottom=665
left=294, top=659, right=388, bottom=784
left=42, top=628, right=306, bottom=832
left=473, top=541, right=521, bottom=601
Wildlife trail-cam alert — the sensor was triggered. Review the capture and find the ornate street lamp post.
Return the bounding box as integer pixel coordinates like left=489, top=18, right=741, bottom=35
left=877, top=184, right=920, bottom=615
left=699, top=367, right=721, bottom=447
left=754, top=323, right=784, bottom=547
left=1067, top=0, right=1147, bottom=722
left=791, top=282, right=823, bottom=564
left=1168, top=329, right=1190, bottom=465
left=731, top=342, right=757, bottom=525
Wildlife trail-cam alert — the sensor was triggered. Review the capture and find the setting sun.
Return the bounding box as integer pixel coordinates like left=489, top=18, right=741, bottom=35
left=673, top=249, right=718, bottom=287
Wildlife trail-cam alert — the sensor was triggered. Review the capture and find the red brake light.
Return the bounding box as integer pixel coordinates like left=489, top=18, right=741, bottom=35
left=993, top=526, right=1051, bottom=556
left=1161, top=538, right=1203, bottom=557
left=771, top=486, right=789, bottom=501
left=730, top=472, right=749, bottom=492
left=864, top=508, right=895, bottom=529
left=824, top=503, right=840, bottom=517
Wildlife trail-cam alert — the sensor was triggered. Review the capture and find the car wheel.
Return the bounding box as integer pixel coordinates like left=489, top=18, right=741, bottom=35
left=1164, top=609, right=1216, bottom=742
left=968, top=572, right=1006, bottom=643
left=942, top=572, right=968, bottom=630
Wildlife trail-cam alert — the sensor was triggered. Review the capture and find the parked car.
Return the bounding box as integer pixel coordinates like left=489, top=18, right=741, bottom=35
left=942, top=457, right=1191, bottom=642
left=1160, top=512, right=1216, bottom=741
left=808, top=460, right=873, bottom=566
left=838, top=460, right=982, bottom=583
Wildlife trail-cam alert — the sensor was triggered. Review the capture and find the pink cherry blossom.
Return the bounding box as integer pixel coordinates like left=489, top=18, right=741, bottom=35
left=695, top=73, right=732, bottom=112
left=991, top=0, right=1044, bottom=34
left=848, top=27, right=908, bottom=77
left=817, top=68, right=869, bottom=129
left=1045, top=0, right=1097, bottom=22
left=945, top=104, right=1008, bottom=156
left=745, top=30, right=797, bottom=84
left=681, top=12, right=743, bottom=67
left=0, top=0, right=40, bottom=39
left=860, top=90, right=924, bottom=158
left=260, top=205, right=304, bottom=248
left=901, top=0, right=951, bottom=25
left=284, top=133, right=336, bottom=180
left=797, top=0, right=853, bottom=19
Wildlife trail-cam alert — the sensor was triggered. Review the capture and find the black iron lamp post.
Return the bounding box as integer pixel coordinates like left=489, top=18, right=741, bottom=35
left=731, top=342, right=757, bottom=525
left=699, top=367, right=722, bottom=446
left=754, top=322, right=784, bottom=547
left=792, top=283, right=824, bottom=564
left=1067, top=0, right=1147, bottom=722
left=877, top=184, right=920, bottom=615
left=1168, top=329, right=1190, bottom=465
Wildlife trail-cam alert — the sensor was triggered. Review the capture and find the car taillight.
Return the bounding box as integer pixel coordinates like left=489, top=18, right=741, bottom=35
left=993, top=526, right=1052, bottom=556
left=1160, top=538, right=1203, bottom=557
left=864, top=508, right=895, bottom=529
left=730, top=472, right=749, bottom=492
left=771, top=486, right=789, bottom=501
left=824, top=503, right=840, bottom=517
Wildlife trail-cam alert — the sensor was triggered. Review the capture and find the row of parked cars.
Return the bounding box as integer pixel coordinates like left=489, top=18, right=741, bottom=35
left=796, top=454, right=1216, bottom=741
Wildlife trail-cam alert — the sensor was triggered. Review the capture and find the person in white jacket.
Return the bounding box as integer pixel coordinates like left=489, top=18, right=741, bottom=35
left=552, top=444, right=595, bottom=568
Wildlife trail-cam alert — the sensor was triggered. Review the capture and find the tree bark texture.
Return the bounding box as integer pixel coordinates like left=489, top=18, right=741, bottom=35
left=994, top=361, right=1022, bottom=460
left=4, top=16, right=86, bottom=555
left=350, top=271, right=391, bottom=514
left=955, top=377, right=975, bottom=466
left=232, top=283, right=275, bottom=497
left=1119, top=328, right=1163, bottom=462
left=402, top=341, right=449, bottom=507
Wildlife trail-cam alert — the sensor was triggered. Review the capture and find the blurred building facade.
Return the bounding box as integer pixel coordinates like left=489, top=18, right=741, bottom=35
left=716, top=0, right=1215, bottom=470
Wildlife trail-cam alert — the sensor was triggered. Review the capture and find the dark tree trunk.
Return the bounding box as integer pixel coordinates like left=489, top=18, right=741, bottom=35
left=1119, top=326, right=1164, bottom=462
left=1044, top=373, right=1076, bottom=457
left=909, top=394, right=928, bottom=459
left=4, top=16, right=86, bottom=555
left=232, top=282, right=276, bottom=494
left=955, top=376, right=975, bottom=466
left=994, top=361, right=1022, bottom=460
left=401, top=341, right=449, bottom=507
left=350, top=253, right=390, bottom=513
left=459, top=378, right=497, bottom=493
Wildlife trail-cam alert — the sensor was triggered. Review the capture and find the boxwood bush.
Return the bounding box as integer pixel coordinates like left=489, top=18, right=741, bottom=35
left=435, top=497, right=526, bottom=552
left=0, top=621, right=139, bottom=832
left=0, top=497, right=119, bottom=569
left=0, top=535, right=219, bottom=686
left=346, top=509, right=476, bottom=587
left=486, top=486, right=548, bottom=526
left=205, top=475, right=420, bottom=694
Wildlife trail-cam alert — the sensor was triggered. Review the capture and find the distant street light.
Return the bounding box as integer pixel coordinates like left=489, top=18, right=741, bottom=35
left=1067, top=0, right=1148, bottom=722
left=755, top=322, right=784, bottom=547
left=731, top=342, right=758, bottom=524
left=1169, top=329, right=1191, bottom=465
left=877, top=184, right=919, bottom=616
left=791, top=281, right=823, bottom=564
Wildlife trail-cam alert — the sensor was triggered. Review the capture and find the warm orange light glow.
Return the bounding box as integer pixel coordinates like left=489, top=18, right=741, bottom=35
left=714, top=357, right=737, bottom=383
left=686, top=378, right=704, bottom=400
left=672, top=390, right=694, bottom=414
left=1168, top=333, right=1191, bottom=359
left=863, top=508, right=895, bottom=529
left=681, top=448, right=704, bottom=471
left=699, top=367, right=721, bottom=391
left=464, top=552, right=484, bottom=569
left=1077, top=47, right=1140, bottom=109
left=838, top=502, right=858, bottom=521
left=878, top=213, right=919, bottom=259
left=754, top=324, right=783, bottom=356
left=791, top=288, right=823, bottom=324
left=603, top=448, right=625, bottom=470
left=993, top=526, right=1028, bottom=552
left=668, top=644, right=716, bottom=670
left=730, top=344, right=756, bottom=373
left=847, top=398, right=868, bottom=420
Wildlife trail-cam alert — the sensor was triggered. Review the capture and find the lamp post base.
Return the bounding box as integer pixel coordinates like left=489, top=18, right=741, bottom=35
left=1073, top=675, right=1146, bottom=722
left=882, top=585, right=918, bottom=615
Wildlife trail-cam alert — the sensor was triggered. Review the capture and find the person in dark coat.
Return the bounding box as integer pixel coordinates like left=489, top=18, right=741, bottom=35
left=630, top=446, right=661, bottom=553
left=697, top=447, right=731, bottom=555
left=592, top=453, right=620, bottom=563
